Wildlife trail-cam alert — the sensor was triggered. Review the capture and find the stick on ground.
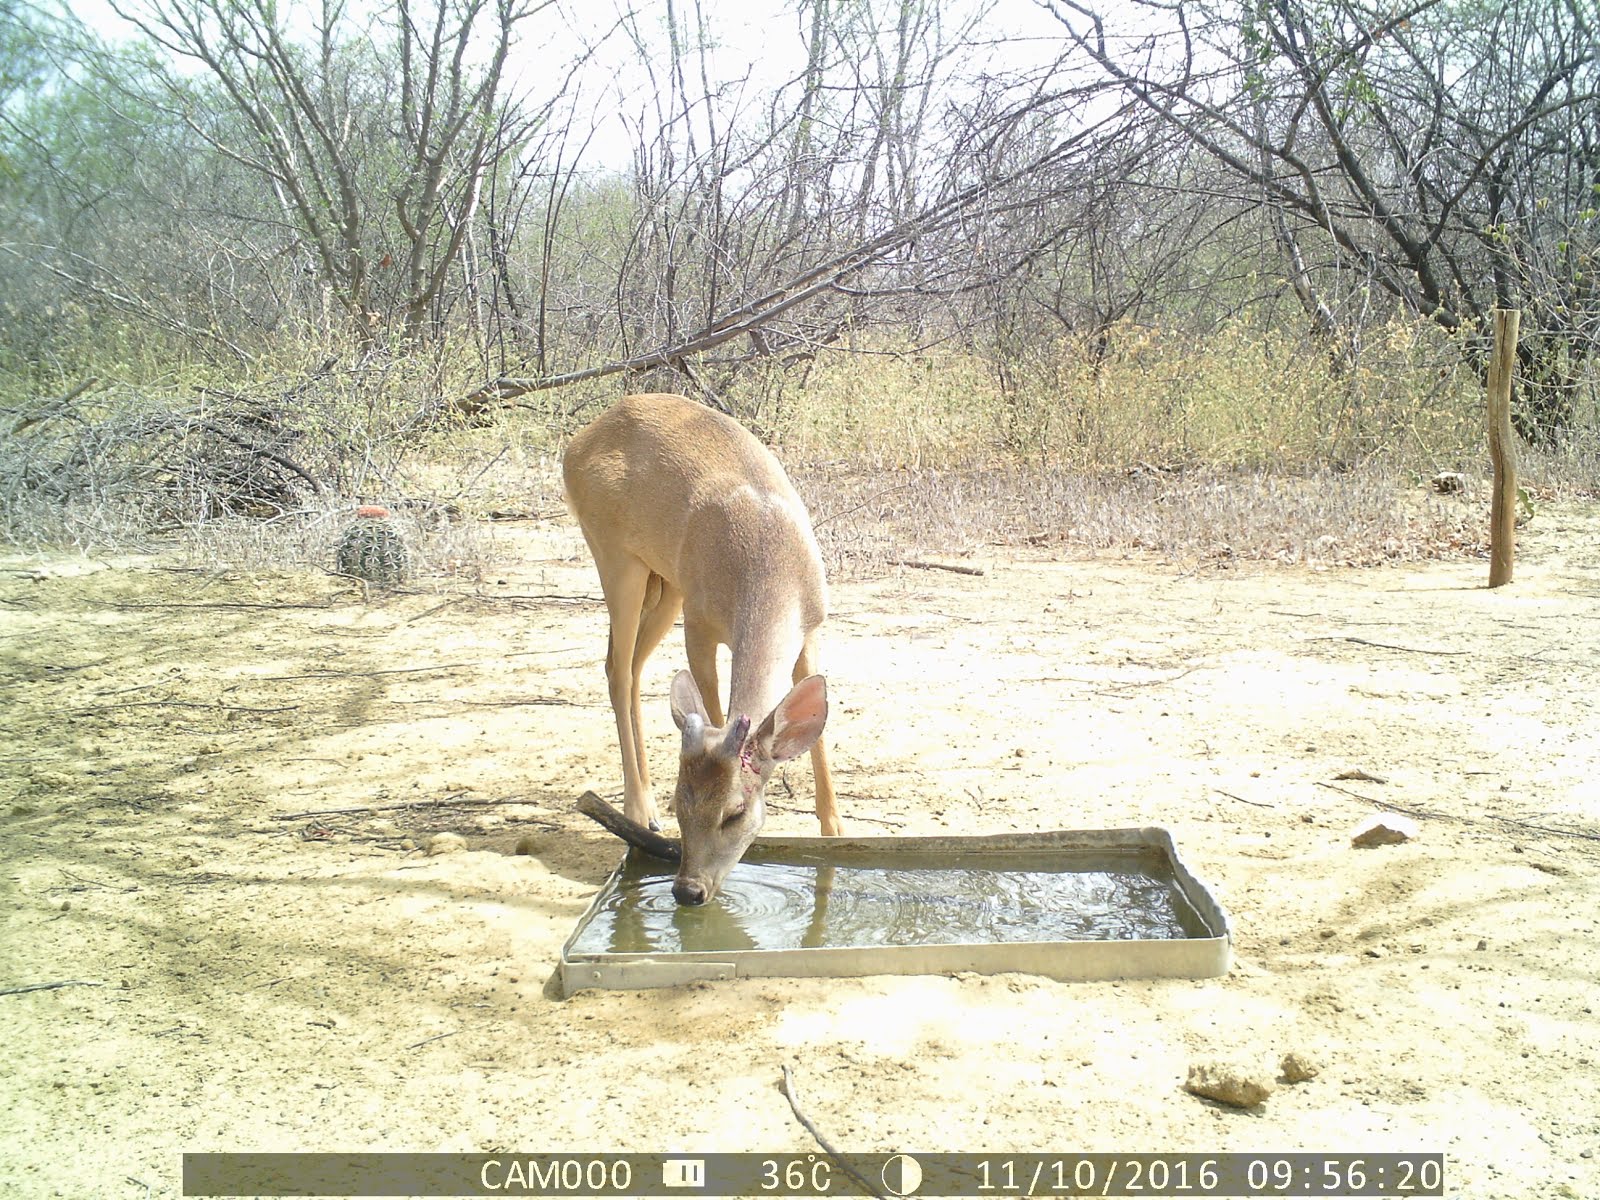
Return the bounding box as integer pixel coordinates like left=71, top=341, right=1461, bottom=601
left=1, top=980, right=105, bottom=997
left=781, top=1063, right=887, bottom=1200
left=894, top=558, right=986, bottom=576
left=576, top=791, right=682, bottom=861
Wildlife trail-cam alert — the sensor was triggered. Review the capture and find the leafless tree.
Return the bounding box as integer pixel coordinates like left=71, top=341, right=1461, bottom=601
left=102, top=0, right=547, bottom=347
left=1046, top=0, right=1600, bottom=439
left=469, top=0, right=1137, bottom=404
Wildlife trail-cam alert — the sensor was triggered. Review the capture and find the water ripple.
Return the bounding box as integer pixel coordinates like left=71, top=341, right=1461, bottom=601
left=570, top=849, right=1208, bottom=957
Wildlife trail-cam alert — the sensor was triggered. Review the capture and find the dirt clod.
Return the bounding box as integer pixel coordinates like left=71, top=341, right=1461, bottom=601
left=1280, top=1052, right=1321, bottom=1084
left=1350, top=813, right=1420, bottom=847
left=1185, top=1062, right=1275, bottom=1109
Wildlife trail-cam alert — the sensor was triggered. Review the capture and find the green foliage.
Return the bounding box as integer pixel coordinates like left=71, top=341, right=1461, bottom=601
left=0, top=0, right=49, bottom=110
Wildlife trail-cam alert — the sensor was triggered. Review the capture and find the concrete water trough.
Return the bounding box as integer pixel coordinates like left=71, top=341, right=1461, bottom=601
left=559, top=827, right=1231, bottom=996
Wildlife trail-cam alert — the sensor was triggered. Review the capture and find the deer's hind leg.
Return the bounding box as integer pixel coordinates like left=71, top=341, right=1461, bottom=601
left=794, top=630, right=840, bottom=836
left=627, top=574, right=683, bottom=827
left=586, top=544, right=663, bottom=829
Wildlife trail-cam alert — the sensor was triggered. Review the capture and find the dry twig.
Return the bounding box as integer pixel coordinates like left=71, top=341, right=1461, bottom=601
left=894, top=558, right=986, bottom=576
left=1214, top=788, right=1275, bottom=808
left=271, top=794, right=546, bottom=821
left=1, top=980, right=105, bottom=997
left=780, top=1064, right=886, bottom=1200
left=74, top=700, right=298, bottom=716
left=1310, top=635, right=1467, bottom=656
left=1314, top=781, right=1600, bottom=843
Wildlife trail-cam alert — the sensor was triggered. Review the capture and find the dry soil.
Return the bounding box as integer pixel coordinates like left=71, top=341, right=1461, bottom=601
left=3, top=501, right=1599, bottom=1199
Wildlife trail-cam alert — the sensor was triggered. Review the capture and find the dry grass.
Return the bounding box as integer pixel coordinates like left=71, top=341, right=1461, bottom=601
left=172, top=501, right=487, bottom=583
left=3, top=316, right=1594, bottom=577
left=794, top=461, right=1490, bottom=578
left=737, top=319, right=1491, bottom=475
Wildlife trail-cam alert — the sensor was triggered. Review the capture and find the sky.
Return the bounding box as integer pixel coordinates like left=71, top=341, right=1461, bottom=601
left=522, top=0, right=1079, bottom=169
left=55, top=0, right=1090, bottom=172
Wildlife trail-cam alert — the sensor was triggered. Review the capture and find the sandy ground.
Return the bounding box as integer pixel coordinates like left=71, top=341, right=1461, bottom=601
left=3, top=498, right=1599, bottom=1200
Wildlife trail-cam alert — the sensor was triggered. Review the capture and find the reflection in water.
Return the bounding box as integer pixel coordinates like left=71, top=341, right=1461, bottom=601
left=568, top=848, right=1209, bottom=956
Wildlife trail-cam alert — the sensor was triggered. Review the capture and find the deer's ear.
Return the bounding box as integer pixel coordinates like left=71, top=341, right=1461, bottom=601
left=670, top=670, right=709, bottom=730
left=751, top=675, right=828, bottom=767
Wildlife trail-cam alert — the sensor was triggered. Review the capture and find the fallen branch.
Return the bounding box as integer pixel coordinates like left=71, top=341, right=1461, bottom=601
left=1313, top=781, right=1600, bottom=843
left=257, top=662, right=478, bottom=682
left=894, top=559, right=986, bottom=577
left=405, top=600, right=461, bottom=623
left=1, top=980, right=105, bottom=997
left=386, top=697, right=575, bottom=710
left=767, top=802, right=903, bottom=828
left=112, top=600, right=338, bottom=612
left=576, top=791, right=681, bottom=861
left=1310, top=635, right=1468, bottom=656
left=74, top=700, right=299, bottom=716
left=187, top=416, right=325, bottom=497
left=780, top=1064, right=886, bottom=1200
left=1334, top=768, right=1389, bottom=784
left=1095, top=665, right=1202, bottom=694
left=271, top=794, right=549, bottom=821
left=1315, top=781, right=1446, bottom=819
left=9, top=377, right=99, bottom=437
left=1214, top=788, right=1274, bottom=808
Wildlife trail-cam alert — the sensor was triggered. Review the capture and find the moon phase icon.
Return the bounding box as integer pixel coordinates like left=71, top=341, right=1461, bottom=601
left=881, top=1154, right=923, bottom=1196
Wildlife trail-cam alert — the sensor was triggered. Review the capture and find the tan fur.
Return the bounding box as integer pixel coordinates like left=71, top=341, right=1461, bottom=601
left=563, top=393, right=839, bottom=903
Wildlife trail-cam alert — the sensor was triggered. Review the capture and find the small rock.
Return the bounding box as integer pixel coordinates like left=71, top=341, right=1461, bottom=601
left=1431, top=471, right=1466, bottom=494
left=1184, top=1062, right=1274, bottom=1109
left=425, top=832, right=468, bottom=856
left=1350, top=813, right=1419, bottom=847
left=1476, top=938, right=1488, bottom=951
left=1279, top=1052, right=1321, bottom=1084
left=512, top=833, right=541, bottom=856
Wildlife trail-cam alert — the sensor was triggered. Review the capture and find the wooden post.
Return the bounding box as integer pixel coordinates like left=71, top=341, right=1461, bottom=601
left=1486, top=308, right=1520, bottom=588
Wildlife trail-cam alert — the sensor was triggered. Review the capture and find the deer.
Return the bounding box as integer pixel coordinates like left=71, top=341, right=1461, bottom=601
left=562, top=393, right=840, bottom=906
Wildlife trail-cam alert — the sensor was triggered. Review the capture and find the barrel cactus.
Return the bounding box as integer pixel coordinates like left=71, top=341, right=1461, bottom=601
left=336, top=505, right=410, bottom=584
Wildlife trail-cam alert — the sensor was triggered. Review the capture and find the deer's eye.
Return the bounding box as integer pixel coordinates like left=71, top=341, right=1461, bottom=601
left=720, top=807, right=746, bottom=829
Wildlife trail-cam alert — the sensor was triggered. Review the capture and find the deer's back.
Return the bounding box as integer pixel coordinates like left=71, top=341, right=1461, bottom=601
left=563, top=394, right=825, bottom=624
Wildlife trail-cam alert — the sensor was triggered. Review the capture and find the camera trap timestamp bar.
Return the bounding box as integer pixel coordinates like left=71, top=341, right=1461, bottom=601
left=183, top=1151, right=1444, bottom=1196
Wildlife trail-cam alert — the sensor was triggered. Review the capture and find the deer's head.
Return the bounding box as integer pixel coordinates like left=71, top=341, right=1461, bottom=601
left=667, top=671, right=828, bottom=905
